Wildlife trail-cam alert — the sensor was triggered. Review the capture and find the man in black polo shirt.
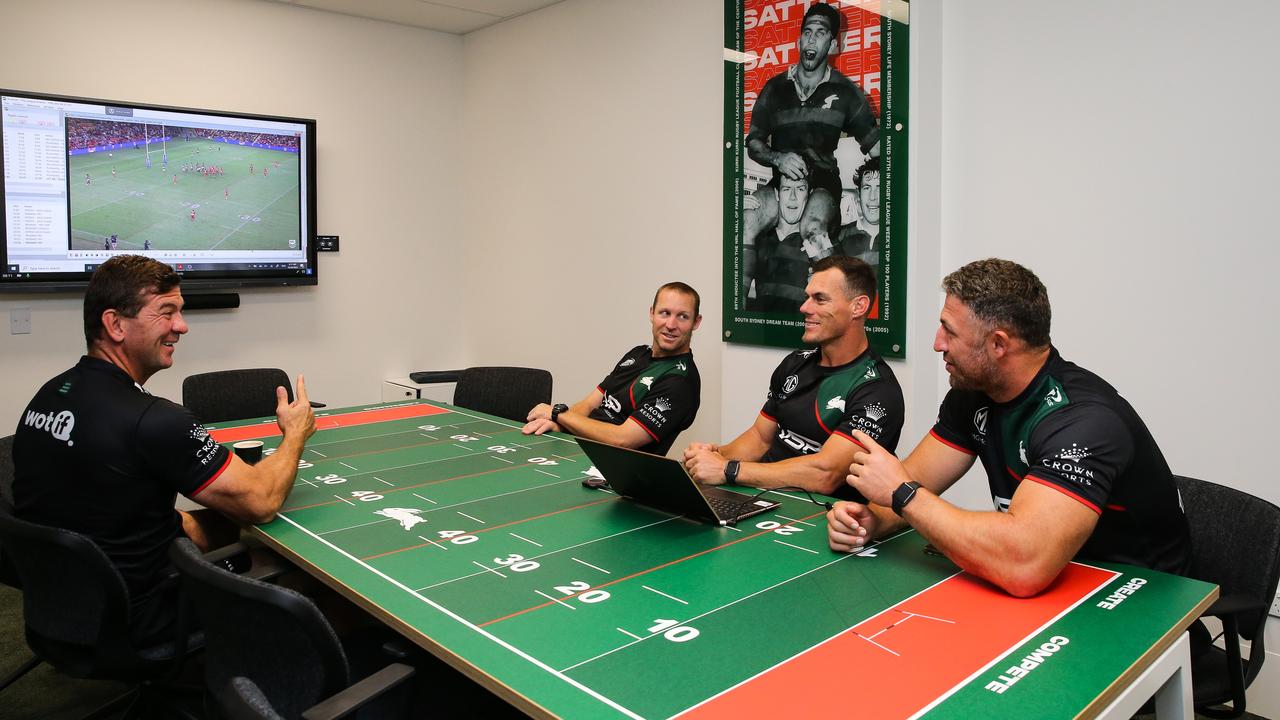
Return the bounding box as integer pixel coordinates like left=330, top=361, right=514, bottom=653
left=829, top=259, right=1191, bottom=597
left=13, top=255, right=316, bottom=644
left=522, top=282, right=701, bottom=456
left=683, top=256, right=903, bottom=500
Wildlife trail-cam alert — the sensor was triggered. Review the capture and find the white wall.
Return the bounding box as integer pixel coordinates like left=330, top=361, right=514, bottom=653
left=460, top=0, right=724, bottom=451
left=0, top=0, right=469, bottom=420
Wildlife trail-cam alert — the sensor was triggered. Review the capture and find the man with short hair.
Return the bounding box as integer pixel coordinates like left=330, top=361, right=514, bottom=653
left=835, top=156, right=880, bottom=270
left=743, top=2, right=880, bottom=258
left=523, top=282, right=702, bottom=456
left=13, top=254, right=316, bottom=644
left=753, top=172, right=836, bottom=312
left=683, top=256, right=903, bottom=499
left=829, top=259, right=1191, bottom=597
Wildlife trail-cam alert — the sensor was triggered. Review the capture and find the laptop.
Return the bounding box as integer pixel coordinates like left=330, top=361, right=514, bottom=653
left=575, top=437, right=781, bottom=526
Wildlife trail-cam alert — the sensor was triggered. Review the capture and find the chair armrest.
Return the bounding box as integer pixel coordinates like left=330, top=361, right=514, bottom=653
left=300, top=663, right=416, bottom=720
left=409, top=370, right=463, bottom=384
left=201, top=541, right=250, bottom=565
left=1203, top=593, right=1268, bottom=618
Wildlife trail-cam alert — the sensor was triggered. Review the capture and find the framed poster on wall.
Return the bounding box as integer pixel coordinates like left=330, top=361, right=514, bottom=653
left=723, top=0, right=909, bottom=357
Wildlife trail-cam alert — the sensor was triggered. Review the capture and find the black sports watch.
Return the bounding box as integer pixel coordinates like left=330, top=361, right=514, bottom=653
left=550, top=403, right=569, bottom=424
left=891, top=481, right=921, bottom=517
left=724, top=460, right=741, bottom=485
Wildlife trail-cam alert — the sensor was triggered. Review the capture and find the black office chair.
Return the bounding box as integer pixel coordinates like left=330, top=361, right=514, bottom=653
left=0, top=511, right=201, bottom=718
left=183, top=368, right=325, bottom=424
left=0, top=435, right=41, bottom=695
left=1177, top=474, right=1280, bottom=718
left=169, top=538, right=414, bottom=720
left=413, top=366, right=552, bottom=423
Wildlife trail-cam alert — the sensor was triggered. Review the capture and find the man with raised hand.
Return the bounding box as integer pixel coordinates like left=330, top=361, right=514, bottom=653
left=829, top=259, right=1190, bottom=597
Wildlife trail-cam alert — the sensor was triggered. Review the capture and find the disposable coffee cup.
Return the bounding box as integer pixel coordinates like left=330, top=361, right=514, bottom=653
left=233, top=440, right=264, bottom=465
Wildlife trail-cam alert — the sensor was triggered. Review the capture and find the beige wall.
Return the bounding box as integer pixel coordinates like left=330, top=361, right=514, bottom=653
left=0, top=0, right=470, bottom=419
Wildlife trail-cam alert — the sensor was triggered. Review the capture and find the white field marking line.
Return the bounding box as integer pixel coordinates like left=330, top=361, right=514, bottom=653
left=456, top=511, right=484, bottom=524
left=451, top=444, right=473, bottom=451
left=491, top=456, right=514, bottom=464
left=472, top=561, right=506, bottom=579
left=534, top=589, right=575, bottom=611
left=209, top=183, right=296, bottom=249
left=511, top=442, right=532, bottom=450
left=551, top=453, right=578, bottom=462
left=773, top=514, right=815, bottom=528
left=572, top=558, right=611, bottom=575
left=309, top=450, right=327, bottom=458
left=419, top=433, right=436, bottom=439
left=641, top=585, right=687, bottom=605
left=417, top=535, right=447, bottom=551
left=318, top=517, right=398, bottom=535
left=475, top=432, right=492, bottom=439
left=560, top=549, right=864, bottom=673
left=900, top=610, right=956, bottom=624
left=904, top=565, right=1123, bottom=720
left=409, top=478, right=577, bottom=517
left=509, top=533, right=542, bottom=547
left=416, top=516, right=678, bottom=592
left=301, top=418, right=495, bottom=451
left=616, top=627, right=643, bottom=641
left=773, top=539, right=819, bottom=554
left=373, top=476, right=395, bottom=487
left=339, top=461, right=358, bottom=472
left=412, top=493, right=437, bottom=505
left=334, top=495, right=355, bottom=506
left=857, top=635, right=900, bottom=657
left=723, top=524, right=742, bottom=532
left=273, top=515, right=645, bottom=720
left=535, top=469, right=559, bottom=478
left=294, top=477, right=317, bottom=488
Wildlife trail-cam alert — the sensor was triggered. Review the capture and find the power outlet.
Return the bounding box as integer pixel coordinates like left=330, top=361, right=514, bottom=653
left=1271, top=594, right=1280, bottom=617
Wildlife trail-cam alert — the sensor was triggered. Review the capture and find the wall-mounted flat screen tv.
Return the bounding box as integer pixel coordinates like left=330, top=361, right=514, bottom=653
left=1, top=88, right=317, bottom=292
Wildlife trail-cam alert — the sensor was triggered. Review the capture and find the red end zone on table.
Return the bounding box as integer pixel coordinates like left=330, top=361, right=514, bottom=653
left=208, top=403, right=450, bottom=443
left=678, top=563, right=1119, bottom=719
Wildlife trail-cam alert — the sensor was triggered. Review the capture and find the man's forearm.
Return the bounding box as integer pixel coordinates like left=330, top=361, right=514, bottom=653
left=736, top=454, right=845, bottom=495
left=555, top=411, right=649, bottom=449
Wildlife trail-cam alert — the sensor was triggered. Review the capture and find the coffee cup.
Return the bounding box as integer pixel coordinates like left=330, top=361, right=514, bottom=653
left=233, top=440, right=264, bottom=465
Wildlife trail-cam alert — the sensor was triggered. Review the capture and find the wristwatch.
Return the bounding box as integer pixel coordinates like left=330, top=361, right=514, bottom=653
left=724, top=460, right=741, bottom=485
left=891, top=481, right=921, bottom=517
left=550, top=403, right=569, bottom=424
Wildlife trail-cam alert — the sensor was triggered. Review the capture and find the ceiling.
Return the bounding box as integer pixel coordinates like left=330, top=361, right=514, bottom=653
left=258, top=0, right=568, bottom=35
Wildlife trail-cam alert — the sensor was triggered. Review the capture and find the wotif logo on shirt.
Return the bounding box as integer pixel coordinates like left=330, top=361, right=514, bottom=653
left=24, top=409, right=76, bottom=446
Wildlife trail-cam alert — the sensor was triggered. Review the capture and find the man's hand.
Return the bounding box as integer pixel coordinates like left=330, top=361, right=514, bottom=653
left=827, top=501, right=878, bottom=553
left=683, top=446, right=729, bottom=485
left=522, top=418, right=560, bottom=436
left=773, top=151, right=808, bottom=180
left=276, top=375, right=316, bottom=441
left=527, top=403, right=553, bottom=422
left=846, top=429, right=911, bottom=506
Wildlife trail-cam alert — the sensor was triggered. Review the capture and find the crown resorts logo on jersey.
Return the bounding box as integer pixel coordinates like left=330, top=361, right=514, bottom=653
left=24, top=409, right=76, bottom=446
left=1040, top=443, right=1095, bottom=486
left=1055, top=444, right=1091, bottom=462
left=654, top=396, right=673, bottom=413
left=864, top=403, right=887, bottom=422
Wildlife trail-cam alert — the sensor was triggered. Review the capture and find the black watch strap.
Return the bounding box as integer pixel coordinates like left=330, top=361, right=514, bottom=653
left=891, top=481, right=921, bottom=517
left=550, top=403, right=569, bottom=424
left=724, top=460, right=741, bottom=485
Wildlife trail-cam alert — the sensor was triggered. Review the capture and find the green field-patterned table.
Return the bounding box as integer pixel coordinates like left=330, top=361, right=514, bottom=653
left=208, top=400, right=1216, bottom=719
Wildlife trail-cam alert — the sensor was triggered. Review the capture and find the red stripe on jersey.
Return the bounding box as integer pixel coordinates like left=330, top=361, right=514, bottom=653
left=833, top=429, right=866, bottom=450
left=189, top=451, right=232, bottom=497
left=813, top=401, right=833, bottom=436
left=627, top=415, right=659, bottom=441
left=1006, top=465, right=1022, bottom=482
left=1024, top=474, right=1102, bottom=515
left=1106, top=503, right=1127, bottom=512
left=760, top=410, right=777, bottom=423
left=929, top=429, right=976, bottom=456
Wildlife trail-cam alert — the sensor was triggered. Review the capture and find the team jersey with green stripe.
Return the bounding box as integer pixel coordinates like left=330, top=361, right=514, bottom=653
left=931, top=347, right=1191, bottom=575
left=590, top=345, right=700, bottom=455
left=760, top=347, right=903, bottom=500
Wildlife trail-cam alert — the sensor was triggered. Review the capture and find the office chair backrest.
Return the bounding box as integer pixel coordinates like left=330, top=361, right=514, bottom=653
left=183, top=368, right=294, bottom=424
left=1176, top=475, right=1280, bottom=640
left=170, top=538, right=350, bottom=718
left=453, top=366, right=552, bottom=423
left=0, top=511, right=142, bottom=676
left=0, top=435, right=14, bottom=516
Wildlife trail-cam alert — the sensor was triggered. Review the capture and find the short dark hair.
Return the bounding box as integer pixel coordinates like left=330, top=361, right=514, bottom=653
left=854, top=154, right=880, bottom=188
left=803, top=3, right=842, bottom=37
left=83, top=255, right=181, bottom=348
left=812, top=255, right=875, bottom=301
left=941, top=258, right=1051, bottom=348
left=652, top=281, right=701, bottom=317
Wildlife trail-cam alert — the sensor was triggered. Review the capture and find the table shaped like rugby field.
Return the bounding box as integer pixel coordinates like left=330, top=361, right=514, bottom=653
left=208, top=400, right=1216, bottom=719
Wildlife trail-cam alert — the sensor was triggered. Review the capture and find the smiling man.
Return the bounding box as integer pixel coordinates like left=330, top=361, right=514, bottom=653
left=523, top=282, right=702, bottom=455
left=683, top=256, right=902, bottom=499
left=828, top=259, right=1191, bottom=597
left=12, top=255, right=316, bottom=645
